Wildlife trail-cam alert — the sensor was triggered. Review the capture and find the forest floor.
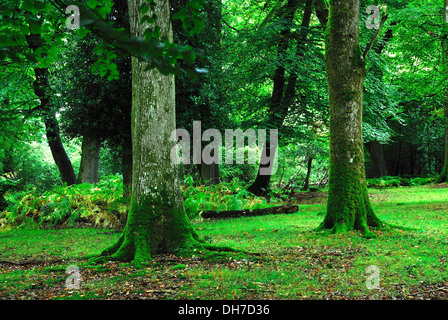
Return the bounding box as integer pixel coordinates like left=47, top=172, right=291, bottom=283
left=0, top=185, right=447, bottom=300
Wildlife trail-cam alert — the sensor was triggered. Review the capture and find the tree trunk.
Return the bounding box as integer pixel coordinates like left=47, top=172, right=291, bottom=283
left=302, top=158, right=312, bottom=191
left=247, top=137, right=279, bottom=196
left=438, top=0, right=448, bottom=183
left=197, top=162, right=220, bottom=186
left=43, top=113, right=77, bottom=187
left=98, top=0, right=225, bottom=263
left=26, top=34, right=76, bottom=186
left=366, top=141, right=387, bottom=178
left=122, top=135, right=133, bottom=198
left=439, top=122, right=448, bottom=183
left=77, top=135, right=101, bottom=184
left=317, top=0, right=384, bottom=237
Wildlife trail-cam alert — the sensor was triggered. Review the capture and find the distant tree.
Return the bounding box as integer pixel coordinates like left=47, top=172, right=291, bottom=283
left=247, top=0, right=315, bottom=196
left=54, top=0, right=132, bottom=190
left=26, top=33, right=77, bottom=186
left=172, top=0, right=225, bottom=185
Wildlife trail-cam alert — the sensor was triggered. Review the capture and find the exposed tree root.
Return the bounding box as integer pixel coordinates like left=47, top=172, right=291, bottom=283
left=313, top=218, right=413, bottom=239
left=89, top=232, right=241, bottom=265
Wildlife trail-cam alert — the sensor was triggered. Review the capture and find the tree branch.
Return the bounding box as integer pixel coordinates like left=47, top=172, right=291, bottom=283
left=222, top=19, right=240, bottom=32
left=362, top=12, right=389, bottom=60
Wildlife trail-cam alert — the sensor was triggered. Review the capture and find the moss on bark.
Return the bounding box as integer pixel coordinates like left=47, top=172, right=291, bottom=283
left=318, top=0, right=386, bottom=238
left=91, top=0, right=235, bottom=264
left=95, top=191, right=236, bottom=264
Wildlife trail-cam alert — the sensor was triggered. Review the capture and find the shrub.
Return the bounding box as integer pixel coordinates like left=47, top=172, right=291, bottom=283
left=0, top=175, right=128, bottom=231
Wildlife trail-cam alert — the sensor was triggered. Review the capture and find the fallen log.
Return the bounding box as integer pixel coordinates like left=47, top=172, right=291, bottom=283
left=202, top=205, right=299, bottom=219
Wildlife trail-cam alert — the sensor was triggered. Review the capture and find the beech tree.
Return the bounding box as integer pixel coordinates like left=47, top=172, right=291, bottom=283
left=315, top=0, right=387, bottom=237
left=97, top=0, right=231, bottom=262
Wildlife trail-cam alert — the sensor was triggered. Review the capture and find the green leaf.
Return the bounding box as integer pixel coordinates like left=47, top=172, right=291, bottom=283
left=97, top=6, right=112, bottom=19
left=87, top=0, right=98, bottom=9
left=190, top=0, right=203, bottom=11
left=22, top=0, right=34, bottom=12
left=19, top=24, right=30, bottom=35
left=99, top=67, right=108, bottom=78
left=29, top=21, right=41, bottom=34
left=77, top=27, right=91, bottom=39
left=172, top=10, right=187, bottom=22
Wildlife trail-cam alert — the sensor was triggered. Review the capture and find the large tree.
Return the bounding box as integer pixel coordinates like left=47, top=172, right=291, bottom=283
left=97, top=0, right=229, bottom=262
left=0, top=0, right=220, bottom=261
left=316, top=0, right=386, bottom=237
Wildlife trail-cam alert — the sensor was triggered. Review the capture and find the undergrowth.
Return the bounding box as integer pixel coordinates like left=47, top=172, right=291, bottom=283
left=0, top=175, right=128, bottom=231
left=0, top=175, right=283, bottom=231
left=366, top=176, right=436, bottom=188
left=2, top=173, right=437, bottom=232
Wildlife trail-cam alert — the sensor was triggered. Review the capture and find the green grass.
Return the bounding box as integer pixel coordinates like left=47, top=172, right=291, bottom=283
left=0, top=185, right=447, bottom=300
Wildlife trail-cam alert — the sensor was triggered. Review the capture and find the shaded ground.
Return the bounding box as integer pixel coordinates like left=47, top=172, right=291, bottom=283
left=1, top=248, right=447, bottom=300
left=1, top=185, right=447, bottom=300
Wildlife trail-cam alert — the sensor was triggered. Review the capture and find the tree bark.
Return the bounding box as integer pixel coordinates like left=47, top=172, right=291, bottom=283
left=77, top=135, right=101, bottom=184
left=42, top=113, right=77, bottom=186
left=317, top=0, right=384, bottom=237
left=122, top=134, right=133, bottom=198
left=98, top=0, right=226, bottom=262
left=197, top=162, right=220, bottom=186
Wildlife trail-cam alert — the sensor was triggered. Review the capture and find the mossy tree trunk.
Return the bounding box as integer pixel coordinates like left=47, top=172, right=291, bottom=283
left=317, top=0, right=384, bottom=237
left=98, top=0, right=217, bottom=262
left=122, top=134, right=133, bottom=198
